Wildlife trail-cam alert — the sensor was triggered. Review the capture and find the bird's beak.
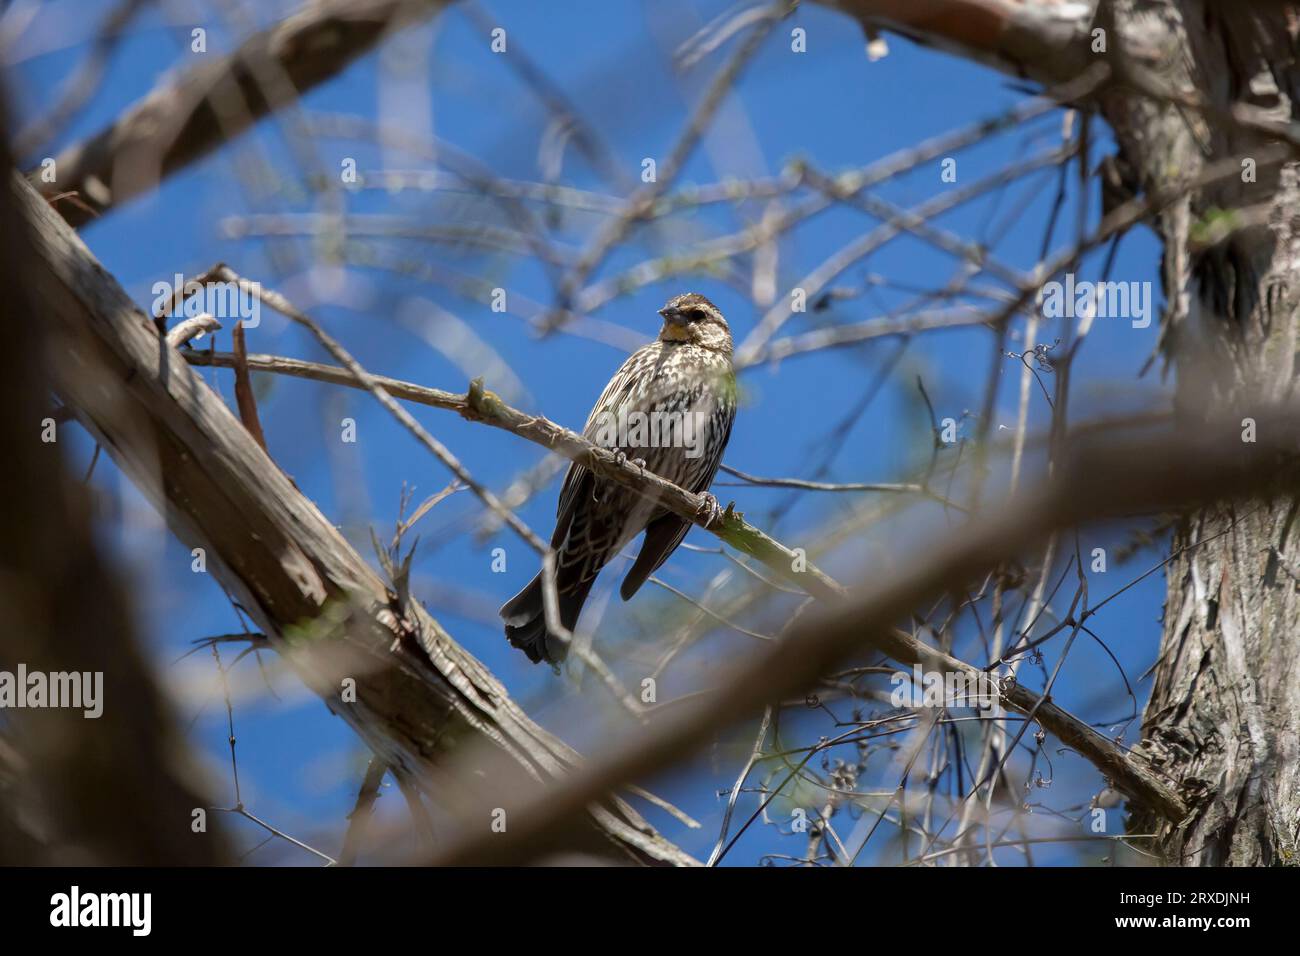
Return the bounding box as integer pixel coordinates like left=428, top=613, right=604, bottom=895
left=659, top=306, right=687, bottom=326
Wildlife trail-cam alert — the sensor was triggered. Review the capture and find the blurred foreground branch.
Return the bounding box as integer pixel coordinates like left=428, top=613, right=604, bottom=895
left=30, top=0, right=452, bottom=228
left=0, top=105, right=228, bottom=863
left=427, top=408, right=1300, bottom=863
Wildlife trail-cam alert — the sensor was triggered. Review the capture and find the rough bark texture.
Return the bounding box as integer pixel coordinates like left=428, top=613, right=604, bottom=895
left=1099, top=1, right=1300, bottom=865
left=1140, top=503, right=1300, bottom=865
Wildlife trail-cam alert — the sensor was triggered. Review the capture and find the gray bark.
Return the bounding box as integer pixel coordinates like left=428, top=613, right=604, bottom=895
left=1089, top=1, right=1300, bottom=865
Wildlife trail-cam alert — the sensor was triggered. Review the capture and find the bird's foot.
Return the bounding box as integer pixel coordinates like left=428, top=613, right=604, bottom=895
left=613, top=451, right=648, bottom=477
left=696, top=492, right=723, bottom=528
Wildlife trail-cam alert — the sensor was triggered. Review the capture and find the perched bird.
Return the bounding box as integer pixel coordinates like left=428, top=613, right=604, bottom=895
left=500, top=292, right=736, bottom=665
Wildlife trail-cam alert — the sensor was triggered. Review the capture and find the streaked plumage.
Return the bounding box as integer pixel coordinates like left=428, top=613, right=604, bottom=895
left=500, top=293, right=736, bottom=665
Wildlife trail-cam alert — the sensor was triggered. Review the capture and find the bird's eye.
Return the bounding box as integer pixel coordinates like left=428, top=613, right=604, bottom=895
left=688, top=308, right=706, bottom=321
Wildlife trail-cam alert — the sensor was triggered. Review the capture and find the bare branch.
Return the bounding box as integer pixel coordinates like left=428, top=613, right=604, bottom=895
left=17, top=171, right=696, bottom=867
left=31, top=0, right=452, bottom=227
left=426, top=406, right=1300, bottom=863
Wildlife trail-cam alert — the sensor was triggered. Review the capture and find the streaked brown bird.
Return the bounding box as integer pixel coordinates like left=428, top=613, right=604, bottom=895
left=500, top=293, right=736, bottom=665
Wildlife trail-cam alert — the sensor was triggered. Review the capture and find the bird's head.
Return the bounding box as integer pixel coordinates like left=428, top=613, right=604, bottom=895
left=657, top=293, right=732, bottom=355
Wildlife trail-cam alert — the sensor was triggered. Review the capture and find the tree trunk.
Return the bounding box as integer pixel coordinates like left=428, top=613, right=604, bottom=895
left=1104, top=1, right=1300, bottom=865
left=825, top=0, right=1300, bottom=864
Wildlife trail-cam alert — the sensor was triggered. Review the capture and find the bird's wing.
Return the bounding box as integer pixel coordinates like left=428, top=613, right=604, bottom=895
left=551, top=463, right=590, bottom=550
left=551, top=344, right=660, bottom=549
left=619, top=371, right=736, bottom=600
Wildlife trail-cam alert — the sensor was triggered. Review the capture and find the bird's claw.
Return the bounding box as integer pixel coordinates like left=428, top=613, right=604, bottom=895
left=696, top=492, right=723, bottom=528
left=613, top=451, right=648, bottom=477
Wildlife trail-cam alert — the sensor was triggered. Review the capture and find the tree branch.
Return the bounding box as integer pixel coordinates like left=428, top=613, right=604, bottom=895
left=1, top=116, right=229, bottom=864
left=30, top=0, right=451, bottom=228
left=817, top=0, right=1098, bottom=85
left=182, top=343, right=1189, bottom=827
left=17, top=171, right=695, bottom=867
left=183, top=347, right=847, bottom=601
left=424, top=408, right=1300, bottom=863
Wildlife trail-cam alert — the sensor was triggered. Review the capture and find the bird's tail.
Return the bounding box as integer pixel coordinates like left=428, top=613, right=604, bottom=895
left=499, top=572, right=594, bottom=665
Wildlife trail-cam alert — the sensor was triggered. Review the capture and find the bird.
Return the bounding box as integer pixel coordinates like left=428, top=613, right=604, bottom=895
left=499, top=292, right=736, bottom=665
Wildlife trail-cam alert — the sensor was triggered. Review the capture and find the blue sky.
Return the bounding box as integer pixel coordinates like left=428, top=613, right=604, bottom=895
left=11, top=0, right=1170, bottom=865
